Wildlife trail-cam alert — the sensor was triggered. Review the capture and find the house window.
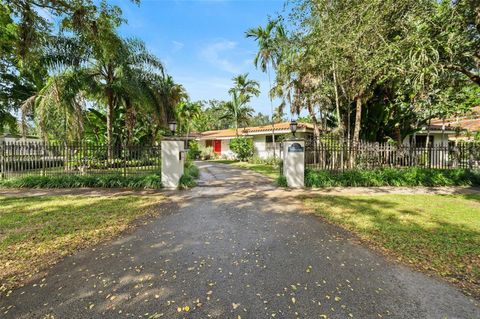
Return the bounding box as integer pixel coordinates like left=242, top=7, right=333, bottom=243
left=265, top=134, right=286, bottom=143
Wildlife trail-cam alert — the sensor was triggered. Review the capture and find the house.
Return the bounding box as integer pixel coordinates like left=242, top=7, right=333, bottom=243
left=197, top=122, right=315, bottom=159
left=400, top=125, right=458, bottom=166
left=402, top=125, right=457, bottom=147
left=429, top=106, right=480, bottom=141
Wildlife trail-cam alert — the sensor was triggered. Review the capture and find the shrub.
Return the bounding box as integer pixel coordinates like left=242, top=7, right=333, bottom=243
left=179, top=161, right=200, bottom=189
left=187, top=140, right=201, bottom=160
left=248, top=155, right=281, bottom=166
left=0, top=174, right=162, bottom=189
left=230, top=137, right=254, bottom=161
left=199, top=145, right=214, bottom=160
left=305, top=168, right=480, bottom=188
left=276, top=175, right=288, bottom=187
left=179, top=174, right=196, bottom=189
left=184, top=159, right=200, bottom=178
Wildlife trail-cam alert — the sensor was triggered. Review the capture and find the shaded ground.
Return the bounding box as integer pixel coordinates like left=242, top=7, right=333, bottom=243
left=0, top=162, right=479, bottom=318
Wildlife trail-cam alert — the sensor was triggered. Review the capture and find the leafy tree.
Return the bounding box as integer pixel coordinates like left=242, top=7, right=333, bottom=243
left=0, top=2, right=48, bottom=135
left=191, top=100, right=230, bottom=132
left=249, top=112, right=271, bottom=126
left=267, top=0, right=479, bottom=145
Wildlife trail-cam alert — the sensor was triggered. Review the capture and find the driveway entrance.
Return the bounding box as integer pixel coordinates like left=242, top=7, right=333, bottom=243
left=1, top=162, right=478, bottom=318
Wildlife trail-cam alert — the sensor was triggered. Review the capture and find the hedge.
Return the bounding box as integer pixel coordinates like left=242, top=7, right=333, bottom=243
left=305, top=168, right=480, bottom=187
left=0, top=174, right=162, bottom=189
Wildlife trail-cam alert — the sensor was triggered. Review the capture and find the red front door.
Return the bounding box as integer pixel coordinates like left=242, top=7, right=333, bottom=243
left=213, top=140, right=221, bottom=154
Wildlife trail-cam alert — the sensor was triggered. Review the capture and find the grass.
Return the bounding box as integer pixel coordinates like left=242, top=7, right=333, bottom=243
left=0, top=194, right=164, bottom=294
left=211, top=160, right=280, bottom=179
left=304, top=194, right=480, bottom=297
left=305, top=167, right=480, bottom=187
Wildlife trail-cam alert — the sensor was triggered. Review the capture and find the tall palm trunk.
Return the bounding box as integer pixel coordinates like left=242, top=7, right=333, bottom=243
left=235, top=106, right=239, bottom=137
left=267, top=67, right=276, bottom=158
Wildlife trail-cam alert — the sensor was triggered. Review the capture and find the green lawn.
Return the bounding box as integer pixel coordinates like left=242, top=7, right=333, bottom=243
left=211, top=160, right=279, bottom=179
left=0, top=194, right=164, bottom=294
left=304, top=194, right=480, bottom=297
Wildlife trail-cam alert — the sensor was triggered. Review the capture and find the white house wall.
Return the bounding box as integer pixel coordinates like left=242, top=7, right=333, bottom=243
left=402, top=132, right=450, bottom=146
left=0, top=137, right=41, bottom=143
left=199, top=132, right=308, bottom=160
left=220, top=139, right=235, bottom=159
left=402, top=132, right=450, bottom=166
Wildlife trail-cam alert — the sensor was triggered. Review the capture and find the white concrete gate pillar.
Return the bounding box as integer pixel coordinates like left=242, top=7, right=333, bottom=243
left=283, top=138, right=305, bottom=188
left=161, top=138, right=185, bottom=189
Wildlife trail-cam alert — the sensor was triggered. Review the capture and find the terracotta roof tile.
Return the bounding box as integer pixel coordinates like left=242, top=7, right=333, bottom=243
left=198, top=122, right=315, bottom=139
left=430, top=106, right=480, bottom=132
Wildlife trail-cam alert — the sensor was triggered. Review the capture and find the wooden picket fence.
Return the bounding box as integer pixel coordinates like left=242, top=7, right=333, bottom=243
left=0, top=142, right=162, bottom=179
left=305, top=138, right=480, bottom=171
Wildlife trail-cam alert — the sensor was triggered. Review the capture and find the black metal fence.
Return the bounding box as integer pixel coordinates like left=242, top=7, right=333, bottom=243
left=0, top=142, right=162, bottom=179
left=305, top=138, right=480, bottom=171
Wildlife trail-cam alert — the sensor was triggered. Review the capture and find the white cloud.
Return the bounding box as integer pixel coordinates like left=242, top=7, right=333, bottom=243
left=199, top=39, right=242, bottom=74
left=172, top=41, right=185, bottom=52
left=175, top=75, right=231, bottom=101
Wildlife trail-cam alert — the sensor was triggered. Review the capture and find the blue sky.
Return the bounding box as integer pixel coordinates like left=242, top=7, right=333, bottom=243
left=111, top=0, right=286, bottom=116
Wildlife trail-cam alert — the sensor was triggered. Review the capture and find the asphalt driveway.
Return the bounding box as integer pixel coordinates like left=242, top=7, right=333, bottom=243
left=1, top=162, right=479, bottom=318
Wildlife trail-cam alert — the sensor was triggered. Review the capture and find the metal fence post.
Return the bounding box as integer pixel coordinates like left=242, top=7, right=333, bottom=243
left=0, top=142, right=5, bottom=180
left=41, top=141, right=46, bottom=176
left=123, top=144, right=127, bottom=177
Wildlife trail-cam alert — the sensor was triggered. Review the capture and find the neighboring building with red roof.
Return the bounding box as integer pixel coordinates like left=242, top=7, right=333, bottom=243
left=197, top=122, right=315, bottom=159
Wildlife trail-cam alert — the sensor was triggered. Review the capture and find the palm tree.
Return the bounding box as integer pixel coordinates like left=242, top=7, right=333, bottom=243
left=229, top=73, right=260, bottom=101
left=151, top=76, right=188, bottom=138
left=246, top=20, right=284, bottom=158
left=218, top=91, right=253, bottom=137
left=26, top=30, right=165, bottom=157
left=176, top=101, right=201, bottom=145
left=21, top=71, right=86, bottom=142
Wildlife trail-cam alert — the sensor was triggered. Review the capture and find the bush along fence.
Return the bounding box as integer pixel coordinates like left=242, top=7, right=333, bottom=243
left=0, top=141, right=162, bottom=179
left=305, top=137, right=480, bottom=171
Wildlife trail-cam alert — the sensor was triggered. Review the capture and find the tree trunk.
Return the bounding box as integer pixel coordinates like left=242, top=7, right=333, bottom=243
left=353, top=95, right=362, bottom=144
left=307, top=99, right=321, bottom=165
left=394, top=125, right=402, bottom=145
left=125, top=98, right=136, bottom=146
left=266, top=66, right=276, bottom=159
left=235, top=117, right=239, bottom=137
left=306, top=99, right=321, bottom=138
left=152, top=124, right=160, bottom=143
left=332, top=66, right=342, bottom=134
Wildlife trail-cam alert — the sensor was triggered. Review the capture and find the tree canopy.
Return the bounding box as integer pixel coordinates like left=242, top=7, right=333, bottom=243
left=248, top=0, right=480, bottom=143
left=0, top=0, right=190, bottom=153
